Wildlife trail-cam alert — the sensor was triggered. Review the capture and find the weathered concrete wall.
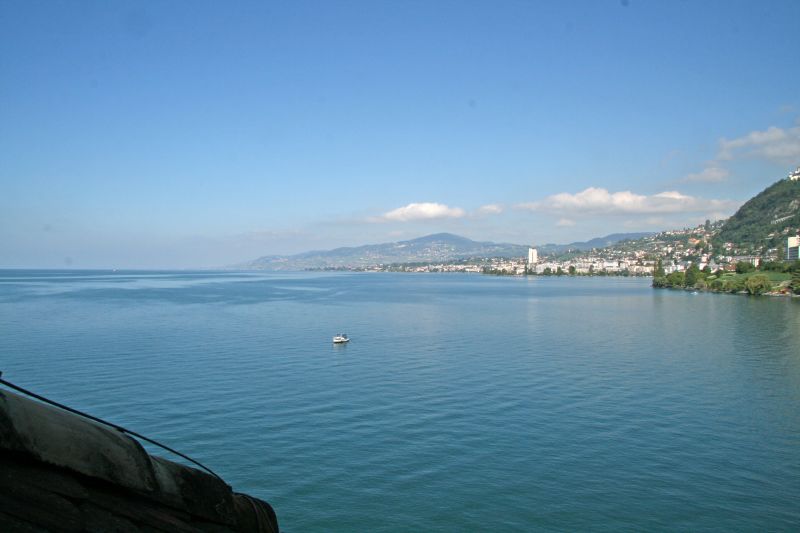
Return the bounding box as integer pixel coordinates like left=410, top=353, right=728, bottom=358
left=0, top=389, right=278, bottom=532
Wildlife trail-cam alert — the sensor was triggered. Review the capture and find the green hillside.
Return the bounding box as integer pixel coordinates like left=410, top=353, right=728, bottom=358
left=717, top=175, right=800, bottom=251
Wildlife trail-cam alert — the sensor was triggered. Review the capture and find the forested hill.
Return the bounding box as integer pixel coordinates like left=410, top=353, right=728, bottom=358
left=717, top=176, right=800, bottom=249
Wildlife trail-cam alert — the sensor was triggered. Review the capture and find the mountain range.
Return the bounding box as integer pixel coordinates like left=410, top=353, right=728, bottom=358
left=240, top=232, right=653, bottom=271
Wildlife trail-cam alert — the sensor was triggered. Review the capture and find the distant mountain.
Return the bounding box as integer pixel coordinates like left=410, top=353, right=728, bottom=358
left=717, top=170, right=800, bottom=250
left=242, top=233, right=528, bottom=270
left=240, top=232, right=652, bottom=271
left=536, top=232, right=655, bottom=254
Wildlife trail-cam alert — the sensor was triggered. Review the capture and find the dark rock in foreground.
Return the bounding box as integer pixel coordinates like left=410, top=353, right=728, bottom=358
left=0, top=388, right=278, bottom=532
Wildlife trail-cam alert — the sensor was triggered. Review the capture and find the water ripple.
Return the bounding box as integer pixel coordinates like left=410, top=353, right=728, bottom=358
left=2, top=272, right=799, bottom=531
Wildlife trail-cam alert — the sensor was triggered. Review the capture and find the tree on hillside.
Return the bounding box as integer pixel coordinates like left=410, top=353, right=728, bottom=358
left=724, top=276, right=746, bottom=293
left=665, top=271, right=685, bottom=288
left=654, top=259, right=665, bottom=278
left=761, top=261, right=788, bottom=272
left=745, top=274, right=773, bottom=295
left=791, top=270, right=800, bottom=295
left=684, top=264, right=700, bottom=287
left=736, top=261, right=756, bottom=274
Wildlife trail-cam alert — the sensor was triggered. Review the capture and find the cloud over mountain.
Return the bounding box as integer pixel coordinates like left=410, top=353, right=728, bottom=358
left=519, top=187, right=737, bottom=216
left=378, top=202, right=466, bottom=222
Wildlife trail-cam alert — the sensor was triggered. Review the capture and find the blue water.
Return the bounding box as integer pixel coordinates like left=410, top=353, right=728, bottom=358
left=2, top=270, right=799, bottom=531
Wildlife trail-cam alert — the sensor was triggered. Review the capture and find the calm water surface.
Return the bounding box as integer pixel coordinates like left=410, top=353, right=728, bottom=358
left=1, top=271, right=799, bottom=531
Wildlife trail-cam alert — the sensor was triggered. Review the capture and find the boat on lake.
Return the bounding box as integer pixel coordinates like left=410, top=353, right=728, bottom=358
left=333, top=333, right=350, bottom=344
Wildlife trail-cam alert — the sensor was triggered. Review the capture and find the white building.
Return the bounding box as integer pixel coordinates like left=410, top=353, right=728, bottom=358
left=734, top=255, right=761, bottom=268
left=787, top=235, right=800, bottom=260
left=527, top=248, right=538, bottom=264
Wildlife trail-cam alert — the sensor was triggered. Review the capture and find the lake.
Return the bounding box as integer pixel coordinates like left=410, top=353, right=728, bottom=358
left=1, top=270, right=799, bottom=531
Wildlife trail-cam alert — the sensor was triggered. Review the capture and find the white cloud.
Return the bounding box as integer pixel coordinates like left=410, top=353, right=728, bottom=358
left=518, top=187, right=737, bottom=216
left=682, top=166, right=729, bottom=183
left=378, top=202, right=466, bottom=222
left=556, top=218, right=576, bottom=227
left=717, top=124, right=800, bottom=164
left=651, top=191, right=691, bottom=201
left=476, top=204, right=504, bottom=215
left=680, top=122, right=800, bottom=184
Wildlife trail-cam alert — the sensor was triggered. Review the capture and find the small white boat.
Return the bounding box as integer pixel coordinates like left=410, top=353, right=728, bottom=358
left=332, top=334, right=350, bottom=344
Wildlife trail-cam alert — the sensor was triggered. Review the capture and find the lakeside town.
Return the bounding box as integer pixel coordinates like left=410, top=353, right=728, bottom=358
left=347, top=221, right=793, bottom=277
left=328, top=167, right=800, bottom=280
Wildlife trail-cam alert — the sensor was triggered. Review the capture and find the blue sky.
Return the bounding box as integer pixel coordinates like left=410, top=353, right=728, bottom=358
left=2, top=0, right=800, bottom=268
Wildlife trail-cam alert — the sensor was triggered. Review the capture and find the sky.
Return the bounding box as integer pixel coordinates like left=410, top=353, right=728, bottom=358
left=2, top=0, right=800, bottom=268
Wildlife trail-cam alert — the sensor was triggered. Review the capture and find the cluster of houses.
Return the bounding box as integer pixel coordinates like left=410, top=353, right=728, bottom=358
left=523, top=238, right=796, bottom=278
left=528, top=253, right=653, bottom=276
left=374, top=232, right=779, bottom=276
left=372, top=223, right=798, bottom=276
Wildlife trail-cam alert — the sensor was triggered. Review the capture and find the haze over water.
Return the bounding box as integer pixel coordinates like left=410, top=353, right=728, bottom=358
left=2, top=270, right=799, bottom=531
